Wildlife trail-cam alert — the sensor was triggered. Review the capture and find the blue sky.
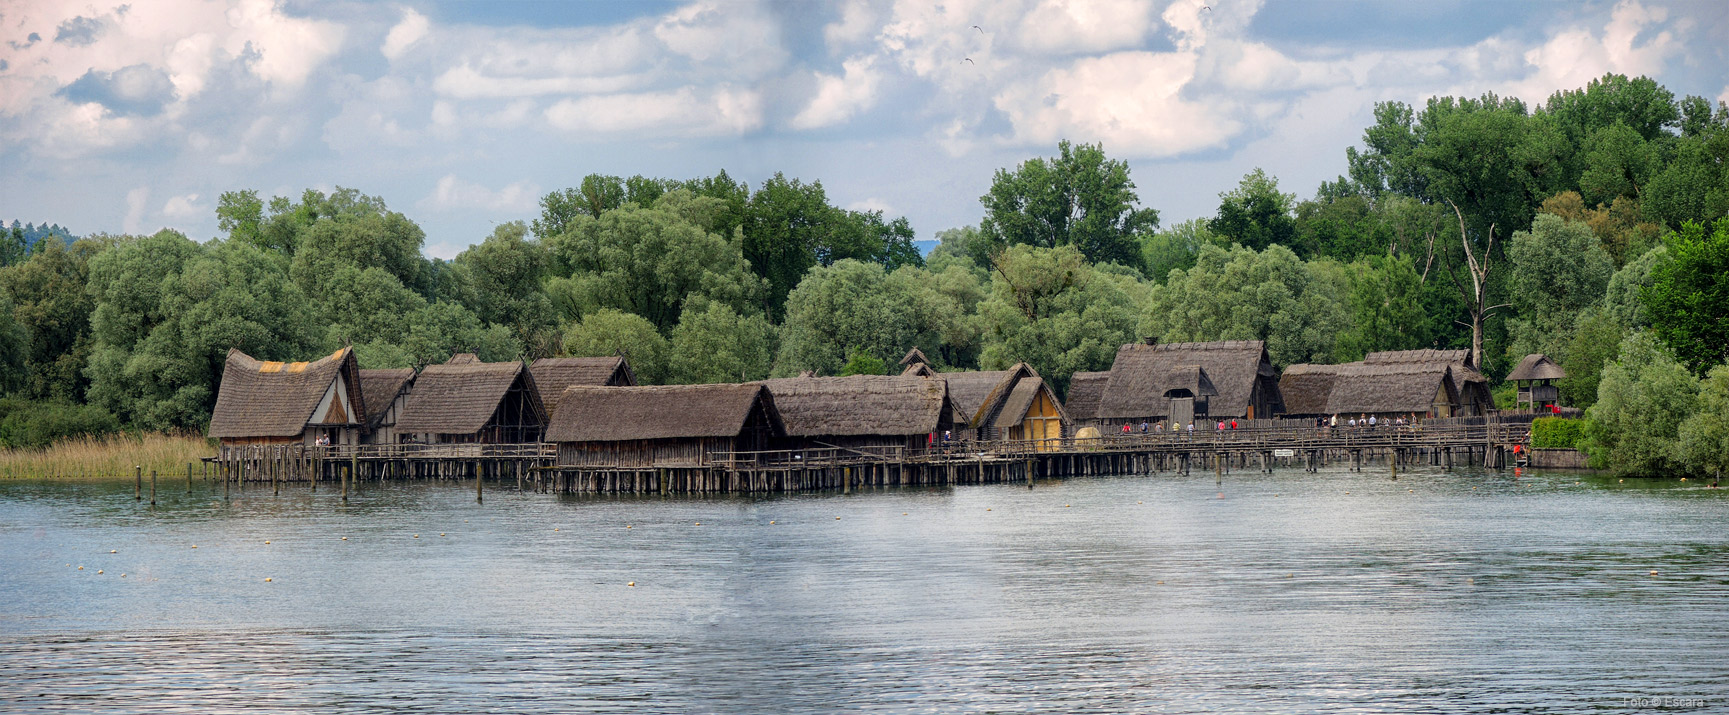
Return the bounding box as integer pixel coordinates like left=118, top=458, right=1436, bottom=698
left=2, top=0, right=1725, bottom=258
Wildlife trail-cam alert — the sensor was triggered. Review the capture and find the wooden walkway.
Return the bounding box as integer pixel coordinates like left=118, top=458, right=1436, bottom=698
left=204, top=423, right=1534, bottom=498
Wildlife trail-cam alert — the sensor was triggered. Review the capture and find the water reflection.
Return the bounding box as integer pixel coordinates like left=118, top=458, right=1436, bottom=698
left=1, top=467, right=1725, bottom=713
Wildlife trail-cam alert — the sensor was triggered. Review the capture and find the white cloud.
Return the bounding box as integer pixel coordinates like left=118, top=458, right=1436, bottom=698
left=1719, top=85, right=1729, bottom=107
left=994, top=51, right=1240, bottom=157
left=161, top=192, right=203, bottom=218
left=824, top=0, right=882, bottom=49
left=1015, top=0, right=1158, bottom=55
left=544, top=85, right=763, bottom=136
left=381, top=8, right=430, bottom=61
left=123, top=187, right=149, bottom=234
left=653, top=0, right=785, bottom=72
left=1510, top=0, right=1678, bottom=104
left=847, top=197, right=893, bottom=213
left=791, top=55, right=882, bottom=130
left=418, top=175, right=542, bottom=213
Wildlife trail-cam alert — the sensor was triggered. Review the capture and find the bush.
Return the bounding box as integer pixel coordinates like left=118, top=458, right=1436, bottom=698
left=0, top=398, right=122, bottom=450
left=1530, top=416, right=1588, bottom=449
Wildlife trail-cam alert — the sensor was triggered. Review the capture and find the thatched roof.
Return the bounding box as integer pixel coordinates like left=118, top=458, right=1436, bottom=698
left=942, top=369, right=1017, bottom=426
left=1064, top=371, right=1110, bottom=420
left=395, top=360, right=542, bottom=435
left=1322, top=363, right=1455, bottom=414
left=1278, top=364, right=1341, bottom=415
left=545, top=383, right=782, bottom=442
left=761, top=375, right=950, bottom=437
left=991, top=376, right=1067, bottom=428
left=901, top=363, right=937, bottom=377
left=530, top=356, right=636, bottom=415
left=899, top=347, right=930, bottom=366
left=1508, top=353, right=1566, bottom=381
left=209, top=347, right=364, bottom=438
left=1096, top=341, right=1270, bottom=418
left=357, top=368, right=414, bottom=429
left=446, top=353, right=480, bottom=365
left=1364, top=349, right=1471, bottom=368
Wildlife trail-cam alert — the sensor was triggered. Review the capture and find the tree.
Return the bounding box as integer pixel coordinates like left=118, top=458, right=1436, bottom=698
left=774, top=259, right=946, bottom=378
left=1140, top=219, right=1226, bottom=283
left=1538, top=191, right=1664, bottom=266
left=0, top=223, right=25, bottom=267
left=1585, top=332, right=1699, bottom=476
left=837, top=347, right=888, bottom=377
left=1644, top=218, right=1729, bottom=375
left=0, top=294, right=25, bottom=394
left=1140, top=243, right=1348, bottom=368
left=1332, top=253, right=1429, bottom=361
left=454, top=221, right=557, bottom=352
left=1505, top=213, right=1613, bottom=362
left=977, top=245, right=1141, bottom=393
left=216, top=189, right=264, bottom=248
left=1558, top=308, right=1626, bottom=408
left=1577, top=123, right=1662, bottom=206
left=0, top=236, right=106, bottom=401
left=667, top=300, right=775, bottom=384
left=562, top=308, right=669, bottom=385
left=978, top=140, right=1158, bottom=269
left=545, top=191, right=765, bottom=332
left=396, top=300, right=520, bottom=367
left=1679, top=365, right=1729, bottom=478
left=1209, top=169, right=1296, bottom=252
left=84, top=231, right=316, bottom=428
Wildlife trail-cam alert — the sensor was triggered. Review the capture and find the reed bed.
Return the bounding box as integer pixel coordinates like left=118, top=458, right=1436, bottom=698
left=0, top=432, right=213, bottom=480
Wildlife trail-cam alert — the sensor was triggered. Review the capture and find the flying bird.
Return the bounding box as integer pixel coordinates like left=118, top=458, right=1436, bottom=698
left=963, top=57, right=975, bottom=65
left=972, top=25, right=984, bottom=33
left=1202, top=5, right=1212, bottom=10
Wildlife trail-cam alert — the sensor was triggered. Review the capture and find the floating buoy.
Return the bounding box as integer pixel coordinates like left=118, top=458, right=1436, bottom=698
left=439, top=533, right=445, bottom=537
left=554, top=528, right=559, bottom=531
left=835, top=517, right=841, bottom=520
left=627, top=582, right=636, bottom=587
left=1156, top=580, right=1164, bottom=585
left=986, top=508, right=991, bottom=511
left=1467, top=577, right=1474, bottom=584
left=1217, top=493, right=1224, bottom=499
left=1680, top=477, right=1687, bottom=482
left=341, top=537, right=347, bottom=541
left=1650, top=570, right=1659, bottom=576
left=695, top=522, right=701, bottom=526
left=120, top=573, right=126, bottom=578
left=96, top=570, right=103, bottom=574
left=413, top=535, right=419, bottom=538
left=1287, top=573, right=1293, bottom=578
left=626, top=525, right=632, bottom=529
left=191, top=545, right=197, bottom=549
left=265, top=577, right=272, bottom=582
left=77, top=566, right=83, bottom=570
left=265, top=541, right=271, bottom=544
left=110, top=550, right=117, bottom=554
left=1136, top=501, right=1142, bottom=504
left=1064, top=504, right=1071, bottom=508
left=769, top=521, right=775, bottom=525
left=902, top=513, right=908, bottom=516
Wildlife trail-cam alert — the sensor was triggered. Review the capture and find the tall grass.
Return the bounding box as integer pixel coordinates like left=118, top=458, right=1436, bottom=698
left=0, top=431, right=213, bottom=480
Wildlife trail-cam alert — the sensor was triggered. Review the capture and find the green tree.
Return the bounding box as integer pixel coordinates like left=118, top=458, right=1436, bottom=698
left=545, top=191, right=765, bottom=332
left=216, top=189, right=265, bottom=248
left=1644, top=218, right=1729, bottom=374
left=1578, top=123, right=1662, bottom=206
left=978, top=140, right=1158, bottom=269
left=1505, top=213, right=1613, bottom=362
left=1333, top=253, right=1429, bottom=361
left=976, top=245, right=1142, bottom=393
left=837, top=346, right=888, bottom=377
left=1209, top=168, right=1296, bottom=252
left=1558, top=308, right=1628, bottom=408
left=1640, top=114, right=1729, bottom=229
left=0, top=223, right=25, bottom=267
left=1140, top=243, right=1348, bottom=368
left=1538, top=191, right=1664, bottom=266
left=84, top=231, right=316, bottom=428
left=774, top=259, right=947, bottom=378
left=562, top=308, right=669, bottom=385
left=1679, top=364, right=1729, bottom=478
left=1585, top=332, right=1699, bottom=476
left=397, top=300, right=520, bottom=367
left=0, top=236, right=106, bottom=401
left=667, top=300, right=775, bottom=384
left=1140, top=219, right=1227, bottom=283
left=0, top=294, right=25, bottom=393
left=454, top=221, right=557, bottom=352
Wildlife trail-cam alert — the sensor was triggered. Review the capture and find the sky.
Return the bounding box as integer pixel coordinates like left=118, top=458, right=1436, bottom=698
left=2, top=0, right=1726, bottom=259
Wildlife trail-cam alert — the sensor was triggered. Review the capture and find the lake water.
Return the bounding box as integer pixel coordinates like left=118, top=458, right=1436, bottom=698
left=1, top=466, right=1725, bottom=713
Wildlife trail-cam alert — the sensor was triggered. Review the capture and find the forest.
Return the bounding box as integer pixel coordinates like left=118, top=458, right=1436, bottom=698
left=1, top=73, right=1726, bottom=477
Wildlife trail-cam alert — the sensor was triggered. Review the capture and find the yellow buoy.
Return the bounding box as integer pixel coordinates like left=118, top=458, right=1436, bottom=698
left=695, top=522, right=702, bottom=526
left=110, top=550, right=117, bottom=554
left=265, top=541, right=271, bottom=544
left=627, top=581, right=636, bottom=587
left=439, top=533, right=445, bottom=537
left=1064, top=504, right=1071, bottom=507
left=191, top=545, right=197, bottom=549
left=1156, top=580, right=1164, bottom=585
left=97, top=570, right=103, bottom=574
left=120, top=573, right=126, bottom=578
left=265, top=577, right=272, bottom=582
left=77, top=566, right=83, bottom=570
left=769, top=521, right=775, bottom=524
left=413, top=534, right=419, bottom=538
left=1650, top=570, right=1659, bottom=576
left=626, top=525, right=632, bottom=529
left=341, top=537, right=347, bottom=541
left=835, top=517, right=841, bottom=520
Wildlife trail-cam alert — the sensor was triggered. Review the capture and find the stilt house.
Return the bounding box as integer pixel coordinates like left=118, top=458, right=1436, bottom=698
left=1507, top=353, right=1566, bottom=410
left=208, top=347, right=366, bottom=446
left=760, top=375, right=958, bottom=455
left=529, top=356, right=637, bottom=416
left=1065, top=340, right=1281, bottom=430
left=1279, top=348, right=1492, bottom=420
left=394, top=354, right=546, bottom=443
left=546, top=384, right=784, bottom=468
left=357, top=368, right=415, bottom=444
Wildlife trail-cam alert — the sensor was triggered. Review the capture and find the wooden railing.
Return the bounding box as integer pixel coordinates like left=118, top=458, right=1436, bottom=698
left=218, top=443, right=555, bottom=461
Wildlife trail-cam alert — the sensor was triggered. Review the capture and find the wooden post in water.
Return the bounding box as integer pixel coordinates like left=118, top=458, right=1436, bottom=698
left=149, top=470, right=157, bottom=505
left=476, top=462, right=483, bottom=503
left=187, top=462, right=193, bottom=493
left=1390, top=449, right=1398, bottom=480
left=1026, top=458, right=1034, bottom=489
left=349, top=453, right=358, bottom=499
left=135, top=466, right=142, bottom=500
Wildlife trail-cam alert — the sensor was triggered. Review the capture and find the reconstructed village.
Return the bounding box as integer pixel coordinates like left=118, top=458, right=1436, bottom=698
left=206, top=338, right=1581, bottom=495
